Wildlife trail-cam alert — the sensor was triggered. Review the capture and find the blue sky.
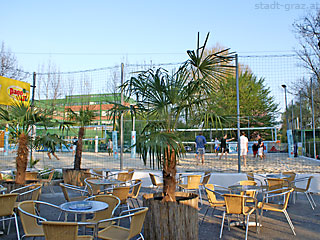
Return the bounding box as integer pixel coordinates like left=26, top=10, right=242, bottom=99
left=1, top=0, right=315, bottom=73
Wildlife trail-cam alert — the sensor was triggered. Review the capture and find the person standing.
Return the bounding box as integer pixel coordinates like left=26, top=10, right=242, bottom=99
left=72, top=136, right=78, bottom=155
left=240, top=132, right=249, bottom=167
left=195, top=132, right=207, bottom=165
left=107, top=138, right=113, bottom=156
left=257, top=134, right=265, bottom=159
left=219, top=134, right=234, bottom=161
left=214, top=137, right=220, bottom=156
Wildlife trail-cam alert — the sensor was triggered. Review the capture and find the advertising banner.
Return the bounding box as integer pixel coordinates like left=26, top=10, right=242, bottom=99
left=0, top=76, right=30, bottom=105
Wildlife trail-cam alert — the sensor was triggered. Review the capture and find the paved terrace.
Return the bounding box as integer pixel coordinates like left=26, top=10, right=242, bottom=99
left=1, top=175, right=320, bottom=240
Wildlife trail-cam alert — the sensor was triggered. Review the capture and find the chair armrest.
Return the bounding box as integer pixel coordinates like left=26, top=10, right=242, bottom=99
left=119, top=207, right=146, bottom=216
left=10, top=184, right=36, bottom=193
left=262, top=188, right=292, bottom=200
left=63, top=184, right=89, bottom=194
left=97, top=212, right=134, bottom=226
left=18, top=186, right=41, bottom=196
left=17, top=205, right=47, bottom=222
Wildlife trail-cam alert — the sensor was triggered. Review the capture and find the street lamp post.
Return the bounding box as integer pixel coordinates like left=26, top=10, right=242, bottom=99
left=282, top=84, right=294, bottom=158
left=281, top=85, right=289, bottom=129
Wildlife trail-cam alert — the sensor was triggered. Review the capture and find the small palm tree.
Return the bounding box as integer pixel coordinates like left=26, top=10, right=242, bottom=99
left=117, top=33, right=235, bottom=202
left=0, top=99, right=67, bottom=184
left=67, top=107, right=96, bottom=170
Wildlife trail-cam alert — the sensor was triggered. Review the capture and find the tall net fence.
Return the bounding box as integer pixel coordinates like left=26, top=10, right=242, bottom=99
left=1, top=54, right=320, bottom=173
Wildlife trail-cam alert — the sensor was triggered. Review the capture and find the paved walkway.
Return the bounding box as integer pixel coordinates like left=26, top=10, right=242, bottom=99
left=2, top=185, right=320, bottom=239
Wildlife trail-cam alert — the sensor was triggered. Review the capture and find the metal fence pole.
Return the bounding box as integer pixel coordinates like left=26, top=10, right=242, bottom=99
left=120, top=63, right=124, bottom=170
left=236, top=54, right=241, bottom=173
left=300, top=90, right=304, bottom=156
left=29, top=72, right=36, bottom=163
left=311, top=77, right=316, bottom=159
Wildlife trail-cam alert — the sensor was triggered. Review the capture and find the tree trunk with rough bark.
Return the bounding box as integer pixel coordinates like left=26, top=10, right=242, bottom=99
left=15, top=133, right=29, bottom=184
left=74, top=127, right=84, bottom=170
left=162, top=147, right=177, bottom=202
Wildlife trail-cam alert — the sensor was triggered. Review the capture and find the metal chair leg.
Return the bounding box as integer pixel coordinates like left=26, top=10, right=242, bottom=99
left=219, top=211, right=226, bottom=238
left=283, top=210, right=296, bottom=235
left=245, top=214, right=250, bottom=240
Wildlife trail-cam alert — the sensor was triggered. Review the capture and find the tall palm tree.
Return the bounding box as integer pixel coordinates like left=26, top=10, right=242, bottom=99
left=118, top=33, right=235, bottom=202
left=0, top=100, right=67, bottom=184
left=67, top=107, right=96, bottom=170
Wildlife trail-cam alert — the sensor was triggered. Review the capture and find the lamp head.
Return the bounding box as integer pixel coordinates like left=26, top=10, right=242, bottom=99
left=281, top=84, right=287, bottom=89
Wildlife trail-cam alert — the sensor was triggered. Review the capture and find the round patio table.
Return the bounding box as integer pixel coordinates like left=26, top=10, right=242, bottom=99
left=266, top=174, right=291, bottom=179
left=228, top=184, right=261, bottom=193
left=60, top=200, right=108, bottom=222
left=86, top=178, right=122, bottom=186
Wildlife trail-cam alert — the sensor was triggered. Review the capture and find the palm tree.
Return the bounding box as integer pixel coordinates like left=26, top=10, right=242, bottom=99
left=0, top=100, right=67, bottom=184
left=118, top=33, right=235, bottom=202
left=67, top=107, right=96, bottom=170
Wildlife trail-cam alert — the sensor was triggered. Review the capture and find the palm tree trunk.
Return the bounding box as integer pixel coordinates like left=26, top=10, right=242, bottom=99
left=15, top=133, right=29, bottom=184
left=162, top=147, right=177, bottom=202
left=74, top=127, right=84, bottom=170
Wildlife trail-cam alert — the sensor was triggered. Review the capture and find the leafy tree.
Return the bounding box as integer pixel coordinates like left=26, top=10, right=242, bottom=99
left=210, top=71, right=278, bottom=128
left=67, top=107, right=96, bottom=170
left=0, top=99, right=67, bottom=184
left=117, top=33, right=235, bottom=202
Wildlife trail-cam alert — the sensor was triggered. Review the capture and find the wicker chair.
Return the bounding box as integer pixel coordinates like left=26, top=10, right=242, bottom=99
left=149, top=173, right=163, bottom=192
left=0, top=193, right=20, bottom=240
left=128, top=179, right=142, bottom=208
left=38, top=169, right=55, bottom=193
left=84, top=194, right=120, bottom=229
left=97, top=207, right=148, bottom=240
left=42, top=221, right=93, bottom=240
left=18, top=200, right=61, bottom=239
left=60, top=183, right=89, bottom=202
left=10, top=183, right=42, bottom=209
left=257, top=188, right=296, bottom=235
left=84, top=177, right=103, bottom=196
left=104, top=186, right=131, bottom=211
left=178, top=175, right=202, bottom=204
left=201, top=184, right=226, bottom=224
left=220, top=194, right=259, bottom=240
left=293, top=176, right=316, bottom=209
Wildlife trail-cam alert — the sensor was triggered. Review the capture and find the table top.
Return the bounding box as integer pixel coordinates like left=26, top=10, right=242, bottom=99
left=266, top=174, right=291, bottom=179
left=228, top=184, right=261, bottom=192
left=60, top=200, right=108, bottom=214
left=87, top=178, right=123, bottom=185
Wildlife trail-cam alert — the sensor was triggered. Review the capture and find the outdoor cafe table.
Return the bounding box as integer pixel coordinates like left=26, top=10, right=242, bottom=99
left=266, top=173, right=291, bottom=179
left=86, top=178, right=123, bottom=190
left=59, top=200, right=108, bottom=222
left=228, top=184, right=261, bottom=193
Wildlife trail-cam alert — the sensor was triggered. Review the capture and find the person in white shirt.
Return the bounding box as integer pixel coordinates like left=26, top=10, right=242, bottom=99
left=240, top=132, right=249, bottom=167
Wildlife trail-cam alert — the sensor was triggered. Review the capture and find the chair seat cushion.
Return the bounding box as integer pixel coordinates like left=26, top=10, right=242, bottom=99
left=98, top=225, right=130, bottom=240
